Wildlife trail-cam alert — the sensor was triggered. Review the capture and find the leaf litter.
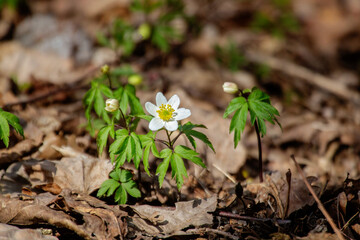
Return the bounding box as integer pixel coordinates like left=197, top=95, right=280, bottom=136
left=0, top=0, right=360, bottom=239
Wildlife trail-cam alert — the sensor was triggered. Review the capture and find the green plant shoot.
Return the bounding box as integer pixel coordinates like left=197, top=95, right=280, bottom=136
left=223, top=85, right=281, bottom=182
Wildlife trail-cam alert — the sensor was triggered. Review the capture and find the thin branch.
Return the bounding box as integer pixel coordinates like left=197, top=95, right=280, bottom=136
left=291, top=155, right=345, bottom=240
left=217, top=211, right=291, bottom=225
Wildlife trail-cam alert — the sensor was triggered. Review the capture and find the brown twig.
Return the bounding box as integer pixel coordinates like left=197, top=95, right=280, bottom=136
left=291, top=155, right=345, bottom=240
left=216, top=211, right=291, bottom=225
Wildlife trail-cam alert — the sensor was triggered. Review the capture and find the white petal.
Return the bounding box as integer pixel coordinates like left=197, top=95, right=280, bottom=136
left=167, top=94, right=180, bottom=110
left=164, top=121, right=178, bottom=131
left=149, top=118, right=164, bottom=131
left=145, top=102, right=157, bottom=116
left=156, top=92, right=167, bottom=106
left=174, top=108, right=191, bottom=120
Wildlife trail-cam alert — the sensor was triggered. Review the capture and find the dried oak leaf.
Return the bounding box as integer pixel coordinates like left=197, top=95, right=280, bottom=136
left=0, top=223, right=58, bottom=240
left=127, top=196, right=217, bottom=237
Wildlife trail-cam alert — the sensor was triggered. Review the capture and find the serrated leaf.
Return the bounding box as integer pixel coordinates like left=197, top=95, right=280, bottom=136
left=99, top=83, right=113, bottom=98
left=119, top=169, right=133, bottom=182
left=184, top=129, right=215, bottom=152
left=114, top=185, right=127, bottom=204
left=229, top=103, right=248, bottom=148
left=109, top=169, right=121, bottom=181
left=97, top=125, right=112, bottom=155
left=1, top=111, right=24, bottom=137
left=0, top=114, right=10, bottom=147
left=143, top=144, right=151, bottom=176
left=171, top=153, right=188, bottom=190
left=125, top=84, right=144, bottom=115
left=133, top=114, right=153, bottom=122
left=110, top=134, right=128, bottom=162
left=123, top=181, right=141, bottom=198
left=131, top=132, right=143, bottom=168
left=174, top=145, right=206, bottom=168
left=223, top=97, right=246, bottom=118
left=156, top=149, right=172, bottom=188
left=179, top=122, right=215, bottom=152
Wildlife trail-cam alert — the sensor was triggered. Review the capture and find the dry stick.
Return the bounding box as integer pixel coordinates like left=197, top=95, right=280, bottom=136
left=290, top=155, right=345, bottom=240
left=212, top=163, right=237, bottom=184
left=217, top=211, right=291, bottom=225
left=245, top=50, right=360, bottom=106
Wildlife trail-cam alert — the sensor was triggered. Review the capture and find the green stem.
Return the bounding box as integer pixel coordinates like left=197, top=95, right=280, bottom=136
left=119, top=108, right=129, bottom=131
left=254, top=119, right=263, bottom=182
left=105, top=73, right=112, bottom=89
left=165, top=130, right=173, bottom=149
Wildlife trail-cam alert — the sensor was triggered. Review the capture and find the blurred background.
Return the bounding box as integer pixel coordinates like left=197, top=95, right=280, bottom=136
left=0, top=0, right=359, bottom=192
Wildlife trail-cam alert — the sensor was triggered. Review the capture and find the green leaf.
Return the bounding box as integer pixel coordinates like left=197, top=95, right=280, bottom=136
left=0, top=114, right=10, bottom=147
left=179, top=122, right=215, bottom=152
left=114, top=185, right=127, bottom=204
left=223, top=97, right=246, bottom=118
left=119, top=169, right=133, bottom=182
left=109, top=134, right=128, bottom=163
left=174, top=145, right=206, bottom=168
left=125, top=84, right=144, bottom=115
left=97, top=179, right=120, bottom=197
left=171, top=153, right=188, bottom=190
left=109, top=169, right=121, bottom=181
left=123, top=181, right=141, bottom=198
left=131, top=132, right=143, bottom=169
left=229, top=103, right=248, bottom=147
left=133, top=114, right=153, bottom=122
left=1, top=111, right=24, bottom=138
left=142, top=144, right=151, bottom=176
left=156, top=149, right=172, bottom=188
left=97, top=125, right=113, bottom=155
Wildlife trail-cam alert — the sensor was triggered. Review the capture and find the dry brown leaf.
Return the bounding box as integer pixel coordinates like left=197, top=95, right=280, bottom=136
left=246, top=172, right=321, bottom=218
left=0, top=223, right=58, bottom=240
left=0, top=192, right=127, bottom=240
left=128, top=196, right=217, bottom=237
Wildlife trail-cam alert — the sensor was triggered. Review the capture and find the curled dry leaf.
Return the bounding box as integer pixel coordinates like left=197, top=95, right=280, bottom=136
left=0, top=223, right=58, bottom=240
left=0, top=191, right=127, bottom=240
left=246, top=172, right=321, bottom=218
left=128, top=196, right=217, bottom=237
left=1, top=147, right=112, bottom=195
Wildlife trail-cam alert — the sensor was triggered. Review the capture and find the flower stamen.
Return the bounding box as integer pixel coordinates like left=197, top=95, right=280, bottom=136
left=157, top=104, right=175, bottom=121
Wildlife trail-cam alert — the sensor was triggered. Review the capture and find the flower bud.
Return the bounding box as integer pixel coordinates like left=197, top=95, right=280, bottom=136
left=105, top=99, right=119, bottom=112
left=223, top=82, right=238, bottom=94
left=128, top=74, right=143, bottom=86
left=138, top=23, right=151, bottom=40
left=101, top=65, right=110, bottom=74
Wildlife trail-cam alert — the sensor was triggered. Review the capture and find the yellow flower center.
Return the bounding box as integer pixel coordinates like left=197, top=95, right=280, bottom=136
left=157, top=104, right=175, bottom=121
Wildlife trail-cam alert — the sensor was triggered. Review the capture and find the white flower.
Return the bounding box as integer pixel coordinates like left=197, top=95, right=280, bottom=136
left=145, top=92, right=191, bottom=131
left=105, top=99, right=119, bottom=112
left=223, top=82, right=238, bottom=94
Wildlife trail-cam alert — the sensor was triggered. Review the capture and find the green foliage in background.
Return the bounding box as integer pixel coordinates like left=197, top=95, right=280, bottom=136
left=224, top=87, right=281, bottom=147
left=0, top=108, right=24, bottom=148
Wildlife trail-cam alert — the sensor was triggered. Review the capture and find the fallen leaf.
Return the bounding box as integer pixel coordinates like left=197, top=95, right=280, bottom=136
left=0, top=223, right=58, bottom=240
left=128, top=196, right=217, bottom=237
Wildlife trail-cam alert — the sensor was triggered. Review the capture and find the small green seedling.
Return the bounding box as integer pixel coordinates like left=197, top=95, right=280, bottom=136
left=85, top=66, right=214, bottom=204
left=223, top=83, right=281, bottom=182
left=0, top=108, right=24, bottom=148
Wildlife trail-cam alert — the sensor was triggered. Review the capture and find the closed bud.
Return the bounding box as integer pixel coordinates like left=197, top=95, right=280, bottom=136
left=105, top=99, right=119, bottom=112
left=101, top=65, right=110, bottom=74
left=138, top=23, right=151, bottom=40
left=128, top=74, right=143, bottom=86
left=223, top=82, right=238, bottom=94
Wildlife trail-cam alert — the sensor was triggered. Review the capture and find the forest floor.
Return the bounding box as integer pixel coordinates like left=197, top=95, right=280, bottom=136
left=0, top=0, right=359, bottom=239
